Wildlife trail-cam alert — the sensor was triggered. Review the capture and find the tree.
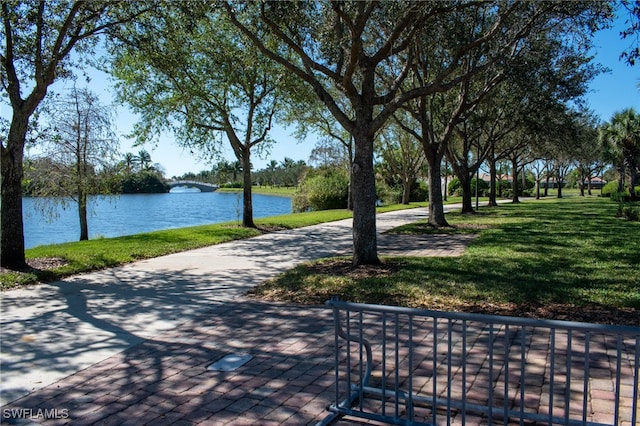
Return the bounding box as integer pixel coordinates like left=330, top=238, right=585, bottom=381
left=377, top=117, right=426, bottom=205
left=600, top=108, right=640, bottom=200
left=137, top=149, right=152, bottom=171
left=448, top=113, right=493, bottom=213
left=290, top=94, right=355, bottom=209
left=109, top=6, right=297, bottom=228
left=620, top=0, right=640, bottom=66
left=572, top=111, right=605, bottom=196
left=29, top=87, right=118, bottom=240
left=223, top=1, right=598, bottom=264
left=530, top=158, right=552, bottom=199
left=1, top=1, right=148, bottom=269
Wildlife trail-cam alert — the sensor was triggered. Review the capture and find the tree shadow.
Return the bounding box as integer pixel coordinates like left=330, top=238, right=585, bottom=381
left=2, top=299, right=337, bottom=425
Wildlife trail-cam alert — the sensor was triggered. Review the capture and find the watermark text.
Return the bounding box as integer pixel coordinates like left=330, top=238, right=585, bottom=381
left=2, top=407, right=69, bottom=420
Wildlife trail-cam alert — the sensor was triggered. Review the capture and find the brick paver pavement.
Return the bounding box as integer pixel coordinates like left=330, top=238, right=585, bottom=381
left=3, top=299, right=335, bottom=425
left=3, top=298, right=637, bottom=426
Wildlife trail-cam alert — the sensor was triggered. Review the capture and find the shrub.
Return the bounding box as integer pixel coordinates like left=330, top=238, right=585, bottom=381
left=293, top=169, right=349, bottom=212
left=616, top=203, right=640, bottom=221
left=376, top=182, right=402, bottom=205
left=411, top=180, right=429, bottom=202
left=122, top=171, right=169, bottom=193
left=611, top=191, right=631, bottom=203
left=447, top=177, right=489, bottom=197
left=602, top=181, right=621, bottom=197
left=220, top=182, right=243, bottom=189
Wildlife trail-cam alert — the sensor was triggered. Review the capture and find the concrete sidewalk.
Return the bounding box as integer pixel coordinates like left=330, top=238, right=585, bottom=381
left=1, top=207, right=440, bottom=406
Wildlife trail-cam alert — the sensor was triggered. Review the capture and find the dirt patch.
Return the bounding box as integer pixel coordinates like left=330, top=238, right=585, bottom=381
left=305, top=259, right=402, bottom=279
left=0, top=257, right=68, bottom=275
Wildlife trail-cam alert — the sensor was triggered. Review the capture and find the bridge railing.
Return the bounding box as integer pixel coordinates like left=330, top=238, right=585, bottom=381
left=167, top=180, right=218, bottom=191
left=319, top=298, right=639, bottom=426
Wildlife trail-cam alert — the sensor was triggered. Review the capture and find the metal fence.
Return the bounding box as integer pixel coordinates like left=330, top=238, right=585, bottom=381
left=318, top=298, right=640, bottom=426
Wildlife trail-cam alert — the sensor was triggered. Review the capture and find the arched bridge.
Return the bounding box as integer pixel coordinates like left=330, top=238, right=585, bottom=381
left=167, top=180, right=219, bottom=192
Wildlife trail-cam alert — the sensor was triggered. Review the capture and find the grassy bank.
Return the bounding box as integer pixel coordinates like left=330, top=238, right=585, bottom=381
left=249, top=197, right=640, bottom=325
left=1, top=201, right=435, bottom=289
left=217, top=186, right=297, bottom=196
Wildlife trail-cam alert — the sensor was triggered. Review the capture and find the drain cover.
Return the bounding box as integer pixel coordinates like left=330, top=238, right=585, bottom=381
left=207, top=353, right=252, bottom=371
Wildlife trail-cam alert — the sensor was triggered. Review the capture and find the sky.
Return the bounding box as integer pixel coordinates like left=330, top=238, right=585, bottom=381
left=4, top=10, right=639, bottom=179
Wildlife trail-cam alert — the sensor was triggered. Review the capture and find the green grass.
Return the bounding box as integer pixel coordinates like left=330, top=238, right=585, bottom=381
left=1, top=202, right=426, bottom=289
left=250, top=197, right=640, bottom=324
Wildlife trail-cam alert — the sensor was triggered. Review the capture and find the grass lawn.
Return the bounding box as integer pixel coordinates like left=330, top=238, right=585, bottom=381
left=249, top=196, right=640, bottom=325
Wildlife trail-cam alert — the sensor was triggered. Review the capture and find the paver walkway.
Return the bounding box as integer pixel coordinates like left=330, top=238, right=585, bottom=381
left=1, top=206, right=452, bottom=407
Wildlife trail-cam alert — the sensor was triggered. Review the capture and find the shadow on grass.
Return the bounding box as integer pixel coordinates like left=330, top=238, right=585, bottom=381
left=252, top=198, right=640, bottom=325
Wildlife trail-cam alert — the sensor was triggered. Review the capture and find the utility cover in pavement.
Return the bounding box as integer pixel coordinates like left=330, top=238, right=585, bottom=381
left=207, top=353, right=252, bottom=371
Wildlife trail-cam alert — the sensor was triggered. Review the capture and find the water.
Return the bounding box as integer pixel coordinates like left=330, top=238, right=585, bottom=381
left=23, top=190, right=292, bottom=249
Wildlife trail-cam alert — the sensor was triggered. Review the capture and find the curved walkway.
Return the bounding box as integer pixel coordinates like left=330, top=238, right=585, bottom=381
left=1, top=205, right=463, bottom=409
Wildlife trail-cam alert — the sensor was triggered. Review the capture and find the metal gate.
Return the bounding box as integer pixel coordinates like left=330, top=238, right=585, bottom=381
left=319, top=298, right=640, bottom=426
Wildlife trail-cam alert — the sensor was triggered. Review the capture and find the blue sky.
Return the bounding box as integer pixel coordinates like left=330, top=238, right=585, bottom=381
left=118, top=13, right=640, bottom=178
left=6, top=11, right=639, bottom=178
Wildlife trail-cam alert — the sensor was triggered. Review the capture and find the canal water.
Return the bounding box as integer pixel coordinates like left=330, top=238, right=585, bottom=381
left=23, top=190, right=292, bottom=249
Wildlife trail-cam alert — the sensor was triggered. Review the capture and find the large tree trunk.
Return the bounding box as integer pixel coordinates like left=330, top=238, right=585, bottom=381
left=347, top=144, right=354, bottom=211
left=459, top=171, right=474, bottom=214
left=628, top=158, right=638, bottom=201
left=426, top=153, right=449, bottom=227
left=241, top=152, right=255, bottom=228
left=401, top=176, right=411, bottom=204
left=557, top=174, right=563, bottom=198
left=351, top=126, right=379, bottom=266
left=488, top=146, right=498, bottom=207
left=1, top=114, right=29, bottom=269
left=544, top=174, right=550, bottom=197
left=511, top=156, right=520, bottom=203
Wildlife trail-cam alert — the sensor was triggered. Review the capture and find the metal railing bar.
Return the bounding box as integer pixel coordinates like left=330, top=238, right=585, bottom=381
left=565, top=330, right=572, bottom=425
left=583, top=330, right=590, bottom=426
left=348, top=386, right=616, bottom=426
left=549, top=328, right=555, bottom=425
left=462, top=319, right=467, bottom=426
left=326, top=402, right=433, bottom=426
left=382, top=312, right=387, bottom=418
left=614, top=334, right=622, bottom=425
left=358, top=310, right=364, bottom=412
left=446, top=319, right=453, bottom=426
left=325, top=299, right=640, bottom=336
left=488, top=322, right=494, bottom=426
left=520, top=325, right=526, bottom=426
left=633, top=335, right=639, bottom=426
left=408, top=314, right=414, bottom=422
left=504, top=324, right=509, bottom=426
left=333, top=304, right=340, bottom=407
left=395, top=313, right=400, bottom=419
left=346, top=310, right=352, bottom=405
left=320, top=300, right=640, bottom=426
left=432, top=316, right=438, bottom=426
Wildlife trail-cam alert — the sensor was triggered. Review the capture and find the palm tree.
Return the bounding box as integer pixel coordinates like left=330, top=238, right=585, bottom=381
left=137, top=149, right=153, bottom=171
left=123, top=152, right=136, bottom=174
left=600, top=108, right=640, bottom=200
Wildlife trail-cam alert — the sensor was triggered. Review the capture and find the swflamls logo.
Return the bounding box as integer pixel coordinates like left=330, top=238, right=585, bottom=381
left=2, top=408, right=69, bottom=419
